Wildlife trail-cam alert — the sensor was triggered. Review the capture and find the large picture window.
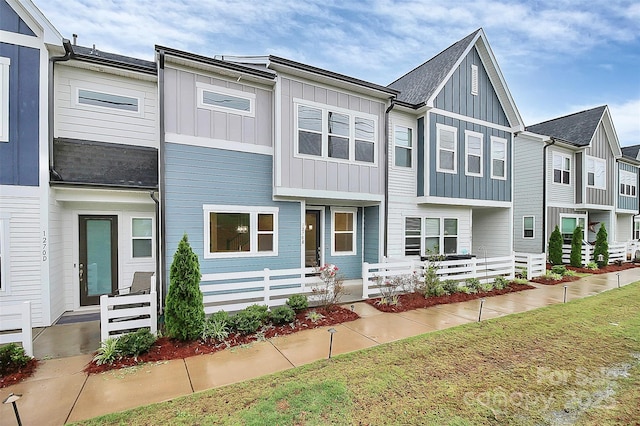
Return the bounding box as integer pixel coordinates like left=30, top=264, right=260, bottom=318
left=131, top=218, right=153, bottom=258
left=331, top=208, right=356, bottom=255
left=296, top=101, right=377, bottom=164
left=620, top=170, right=637, bottom=196
left=403, top=216, right=458, bottom=256
left=203, top=205, right=277, bottom=258
left=560, top=215, right=585, bottom=244
left=553, top=153, right=571, bottom=185
left=436, top=124, right=457, bottom=173
left=586, top=156, right=606, bottom=189
left=0, top=57, right=10, bottom=142
left=465, top=130, right=483, bottom=177
left=491, top=137, right=507, bottom=179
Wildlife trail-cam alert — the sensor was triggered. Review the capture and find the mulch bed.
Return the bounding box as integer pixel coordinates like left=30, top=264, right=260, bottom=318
left=83, top=305, right=359, bottom=375
left=566, top=262, right=638, bottom=274
left=530, top=275, right=581, bottom=286
left=0, top=359, right=38, bottom=389
left=365, top=283, right=535, bottom=313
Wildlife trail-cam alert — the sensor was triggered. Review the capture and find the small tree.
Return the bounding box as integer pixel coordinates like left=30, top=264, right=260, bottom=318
left=548, top=225, right=563, bottom=265
left=165, top=234, right=205, bottom=340
left=570, top=226, right=584, bottom=267
left=593, top=223, right=609, bottom=267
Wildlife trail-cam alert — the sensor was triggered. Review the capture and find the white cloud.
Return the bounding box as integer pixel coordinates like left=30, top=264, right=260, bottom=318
left=610, top=99, right=640, bottom=146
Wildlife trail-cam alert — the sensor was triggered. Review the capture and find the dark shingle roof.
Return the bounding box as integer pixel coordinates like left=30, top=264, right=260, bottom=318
left=71, top=45, right=156, bottom=74
left=52, top=138, right=158, bottom=188
left=388, top=29, right=480, bottom=106
left=622, top=144, right=640, bottom=161
left=526, top=106, right=607, bottom=147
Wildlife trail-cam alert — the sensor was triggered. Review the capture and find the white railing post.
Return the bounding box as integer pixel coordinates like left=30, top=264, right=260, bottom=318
left=149, top=290, right=158, bottom=336
left=471, top=257, right=477, bottom=280
left=362, top=262, right=369, bottom=299
left=263, top=268, right=271, bottom=306
left=100, top=294, right=109, bottom=342
left=527, top=254, right=533, bottom=280
left=21, top=301, right=33, bottom=357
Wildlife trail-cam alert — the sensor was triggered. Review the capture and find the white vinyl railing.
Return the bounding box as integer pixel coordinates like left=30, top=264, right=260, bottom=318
left=100, top=290, right=158, bottom=342
left=608, top=243, right=626, bottom=264
left=200, top=267, right=324, bottom=315
left=514, top=252, right=546, bottom=280
left=562, top=243, right=630, bottom=266
left=562, top=244, right=592, bottom=266
left=0, top=301, right=33, bottom=357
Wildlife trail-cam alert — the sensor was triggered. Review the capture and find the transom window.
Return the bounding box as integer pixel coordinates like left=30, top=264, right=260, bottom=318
left=523, top=216, right=534, bottom=239
left=586, top=156, right=606, bottom=189
left=553, top=153, right=571, bottom=185
left=436, top=124, right=457, bottom=173
left=620, top=170, right=637, bottom=196
left=197, top=83, right=255, bottom=117
left=296, top=102, right=377, bottom=164
left=203, top=205, right=277, bottom=258
left=0, top=57, right=9, bottom=142
left=77, top=89, right=139, bottom=112
left=491, top=137, right=507, bottom=179
left=394, top=126, right=413, bottom=168
left=404, top=217, right=458, bottom=256
left=131, top=218, right=153, bottom=258
left=331, top=209, right=356, bottom=255
left=465, top=130, right=483, bottom=176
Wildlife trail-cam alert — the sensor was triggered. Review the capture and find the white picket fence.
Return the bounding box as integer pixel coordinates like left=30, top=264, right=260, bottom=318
left=100, top=290, right=158, bottom=341
left=514, top=252, right=546, bottom=280
left=608, top=243, right=626, bottom=263
left=0, top=301, right=33, bottom=357
left=200, top=267, right=324, bottom=315
left=562, top=243, right=629, bottom=266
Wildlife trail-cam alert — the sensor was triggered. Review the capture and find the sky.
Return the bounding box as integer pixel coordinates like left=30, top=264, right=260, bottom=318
left=35, top=0, right=640, bottom=145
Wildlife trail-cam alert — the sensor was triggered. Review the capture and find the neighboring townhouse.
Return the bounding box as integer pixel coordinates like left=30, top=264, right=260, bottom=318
left=0, top=0, right=63, bottom=328
left=157, top=46, right=396, bottom=298
left=386, top=29, right=524, bottom=261
left=513, top=105, right=635, bottom=258
left=48, top=42, right=159, bottom=317
left=620, top=144, right=640, bottom=242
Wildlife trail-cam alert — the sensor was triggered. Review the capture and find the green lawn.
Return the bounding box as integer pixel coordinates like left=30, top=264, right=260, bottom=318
left=72, top=282, right=640, bottom=425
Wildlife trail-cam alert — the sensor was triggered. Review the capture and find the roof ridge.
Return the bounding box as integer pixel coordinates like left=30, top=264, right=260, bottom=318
left=529, top=105, right=606, bottom=127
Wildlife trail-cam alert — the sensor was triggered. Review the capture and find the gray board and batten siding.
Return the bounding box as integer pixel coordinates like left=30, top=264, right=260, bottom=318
left=513, top=135, right=544, bottom=253
left=583, top=124, right=616, bottom=207
left=278, top=76, right=386, bottom=196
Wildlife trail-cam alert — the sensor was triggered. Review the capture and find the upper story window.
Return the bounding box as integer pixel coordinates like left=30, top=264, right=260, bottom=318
left=620, top=170, right=637, bottom=197
left=197, top=83, right=255, bottom=117
left=491, top=137, right=507, bottom=180
left=394, top=126, right=413, bottom=168
left=586, top=156, right=606, bottom=189
left=553, top=153, right=571, bottom=185
left=470, top=64, right=479, bottom=96
left=296, top=101, right=377, bottom=164
left=331, top=208, right=356, bottom=255
left=77, top=89, right=139, bottom=112
left=203, top=205, right=277, bottom=258
left=131, top=218, right=153, bottom=258
left=0, top=57, right=10, bottom=142
left=465, top=130, right=483, bottom=177
left=436, top=123, right=457, bottom=173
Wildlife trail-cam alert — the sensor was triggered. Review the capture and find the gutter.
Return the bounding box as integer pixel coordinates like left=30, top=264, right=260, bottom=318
left=48, top=39, right=73, bottom=174
left=542, top=138, right=556, bottom=252
left=149, top=191, right=162, bottom=313
left=157, top=48, right=167, bottom=313
left=384, top=99, right=395, bottom=258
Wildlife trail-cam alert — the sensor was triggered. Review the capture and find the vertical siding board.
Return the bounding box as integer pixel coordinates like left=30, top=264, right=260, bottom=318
left=178, top=71, right=195, bottom=135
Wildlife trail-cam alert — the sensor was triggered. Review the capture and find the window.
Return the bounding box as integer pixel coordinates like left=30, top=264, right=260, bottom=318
left=0, top=57, right=9, bottom=142
left=560, top=215, right=585, bottom=243
left=436, top=124, right=457, bottom=173
left=470, top=64, right=479, bottom=96
left=296, top=102, right=377, bottom=164
left=465, top=131, right=483, bottom=176
left=132, top=218, right=153, bottom=258
left=197, top=83, right=255, bottom=117
left=586, top=156, right=606, bottom=189
left=203, top=205, right=277, bottom=258
left=553, top=153, right=571, bottom=184
left=491, top=137, right=507, bottom=179
left=523, top=216, right=534, bottom=239
left=394, top=126, right=413, bottom=167
left=331, top=208, right=356, bottom=255
left=403, top=217, right=458, bottom=256
left=635, top=221, right=640, bottom=240
left=77, top=89, right=139, bottom=112
left=620, top=170, right=637, bottom=196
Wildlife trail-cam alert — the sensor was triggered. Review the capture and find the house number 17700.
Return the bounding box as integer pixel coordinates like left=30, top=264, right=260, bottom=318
left=42, top=230, right=47, bottom=262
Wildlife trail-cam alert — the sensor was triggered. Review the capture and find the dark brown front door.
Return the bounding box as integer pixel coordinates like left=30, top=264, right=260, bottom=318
left=305, top=210, right=321, bottom=268
left=79, top=215, right=118, bottom=306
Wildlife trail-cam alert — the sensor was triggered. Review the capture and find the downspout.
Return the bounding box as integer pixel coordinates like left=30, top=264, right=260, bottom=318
left=157, top=49, right=167, bottom=313
left=542, top=138, right=556, bottom=252
left=149, top=191, right=161, bottom=312
left=49, top=39, right=73, bottom=173
left=384, top=99, right=395, bottom=258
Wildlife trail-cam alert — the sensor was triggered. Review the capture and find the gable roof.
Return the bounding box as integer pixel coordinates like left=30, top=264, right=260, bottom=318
left=621, top=144, right=640, bottom=162
left=10, top=0, right=63, bottom=47
left=526, top=106, right=607, bottom=147
left=388, top=28, right=523, bottom=130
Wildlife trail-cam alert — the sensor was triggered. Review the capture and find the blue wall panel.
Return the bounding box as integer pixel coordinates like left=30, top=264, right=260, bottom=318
left=323, top=207, right=363, bottom=279
left=164, top=143, right=301, bottom=278
left=0, top=42, right=39, bottom=186
left=0, top=0, right=36, bottom=35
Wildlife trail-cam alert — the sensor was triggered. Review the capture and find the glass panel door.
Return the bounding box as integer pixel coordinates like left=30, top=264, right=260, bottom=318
left=79, top=215, right=118, bottom=306
left=305, top=210, right=321, bottom=268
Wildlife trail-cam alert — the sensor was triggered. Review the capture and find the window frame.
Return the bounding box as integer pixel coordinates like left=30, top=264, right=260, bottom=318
left=131, top=217, right=154, bottom=259
left=620, top=170, right=637, bottom=197
left=464, top=130, right=483, bottom=177
left=196, top=82, right=255, bottom=117
left=552, top=152, right=571, bottom=185
left=402, top=215, right=459, bottom=256
left=394, top=125, right=414, bottom=168
left=523, top=216, right=535, bottom=239
left=586, top=156, right=606, bottom=190
left=294, top=100, right=378, bottom=165
left=330, top=207, right=357, bottom=256
left=0, top=57, right=9, bottom=142
left=634, top=221, right=640, bottom=240
left=490, top=136, right=507, bottom=180
left=75, top=87, right=141, bottom=114
left=559, top=214, right=586, bottom=243
left=403, top=217, right=422, bottom=256
left=436, top=123, right=457, bottom=174
left=203, top=205, right=278, bottom=259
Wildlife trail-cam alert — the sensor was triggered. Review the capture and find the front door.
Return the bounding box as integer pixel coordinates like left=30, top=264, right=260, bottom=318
left=79, top=215, right=118, bottom=306
left=305, top=210, right=321, bottom=268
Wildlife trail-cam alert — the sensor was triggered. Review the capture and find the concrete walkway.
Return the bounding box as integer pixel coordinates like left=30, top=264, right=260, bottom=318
left=1, top=269, right=638, bottom=425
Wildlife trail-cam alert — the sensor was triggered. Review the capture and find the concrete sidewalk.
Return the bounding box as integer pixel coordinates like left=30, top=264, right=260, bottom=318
left=1, top=268, right=639, bottom=425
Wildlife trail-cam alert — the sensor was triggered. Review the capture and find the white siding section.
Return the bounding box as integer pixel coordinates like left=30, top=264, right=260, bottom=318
left=472, top=207, right=512, bottom=257
left=0, top=187, right=44, bottom=327
left=54, top=65, right=158, bottom=148
left=513, top=134, right=544, bottom=253
left=547, top=146, right=575, bottom=203
left=48, top=189, right=65, bottom=322
left=616, top=213, right=632, bottom=242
